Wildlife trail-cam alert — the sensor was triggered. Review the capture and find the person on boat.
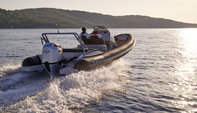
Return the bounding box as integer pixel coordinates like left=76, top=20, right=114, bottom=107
left=90, top=26, right=102, bottom=38
left=80, top=27, right=90, bottom=38
left=80, top=27, right=90, bottom=44
left=89, top=26, right=105, bottom=44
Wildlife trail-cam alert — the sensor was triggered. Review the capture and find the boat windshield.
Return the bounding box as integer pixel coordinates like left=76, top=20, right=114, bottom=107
left=41, top=32, right=88, bottom=51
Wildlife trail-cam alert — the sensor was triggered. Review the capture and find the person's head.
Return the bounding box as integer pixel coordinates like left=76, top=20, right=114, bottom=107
left=93, top=26, right=99, bottom=32
left=81, top=27, right=87, bottom=32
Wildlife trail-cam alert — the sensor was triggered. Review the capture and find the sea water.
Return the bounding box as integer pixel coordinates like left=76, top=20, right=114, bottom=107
left=0, top=28, right=197, bottom=112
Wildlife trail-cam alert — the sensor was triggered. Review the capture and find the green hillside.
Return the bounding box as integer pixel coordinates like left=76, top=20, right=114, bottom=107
left=0, top=8, right=197, bottom=28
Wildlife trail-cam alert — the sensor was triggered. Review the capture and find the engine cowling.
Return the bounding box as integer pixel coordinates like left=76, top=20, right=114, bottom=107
left=42, top=43, right=63, bottom=64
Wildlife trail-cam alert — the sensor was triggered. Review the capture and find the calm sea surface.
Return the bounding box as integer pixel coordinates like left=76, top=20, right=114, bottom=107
left=0, top=28, right=197, bottom=113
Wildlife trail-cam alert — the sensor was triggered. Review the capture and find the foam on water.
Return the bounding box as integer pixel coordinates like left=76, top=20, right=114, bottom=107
left=0, top=59, right=130, bottom=112
left=0, top=63, right=20, bottom=77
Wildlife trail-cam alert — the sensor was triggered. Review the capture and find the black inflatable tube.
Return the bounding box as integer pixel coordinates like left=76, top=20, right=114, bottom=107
left=74, top=34, right=134, bottom=70
left=22, top=55, right=42, bottom=66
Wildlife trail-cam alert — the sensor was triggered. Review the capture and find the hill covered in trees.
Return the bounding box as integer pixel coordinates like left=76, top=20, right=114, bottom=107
left=0, top=8, right=197, bottom=28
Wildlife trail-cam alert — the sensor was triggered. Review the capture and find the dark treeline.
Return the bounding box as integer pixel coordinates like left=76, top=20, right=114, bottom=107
left=0, top=8, right=197, bottom=28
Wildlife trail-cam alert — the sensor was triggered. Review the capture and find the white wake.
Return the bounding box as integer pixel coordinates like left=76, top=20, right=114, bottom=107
left=0, top=59, right=131, bottom=113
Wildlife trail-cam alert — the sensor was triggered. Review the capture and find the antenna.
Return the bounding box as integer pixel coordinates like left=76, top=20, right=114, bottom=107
left=56, top=24, right=60, bottom=33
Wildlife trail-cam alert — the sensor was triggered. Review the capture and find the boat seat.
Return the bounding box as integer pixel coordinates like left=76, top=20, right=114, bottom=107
left=81, top=35, right=91, bottom=44
left=89, top=35, right=105, bottom=44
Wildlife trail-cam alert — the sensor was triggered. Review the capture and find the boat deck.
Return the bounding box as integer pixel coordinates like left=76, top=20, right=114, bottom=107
left=115, top=40, right=127, bottom=47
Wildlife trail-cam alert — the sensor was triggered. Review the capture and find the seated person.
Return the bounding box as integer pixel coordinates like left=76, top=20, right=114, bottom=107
left=80, top=27, right=90, bottom=44
left=89, top=26, right=105, bottom=44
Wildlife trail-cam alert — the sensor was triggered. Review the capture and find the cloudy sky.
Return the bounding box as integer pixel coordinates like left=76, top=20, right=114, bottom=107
left=1, top=0, right=197, bottom=23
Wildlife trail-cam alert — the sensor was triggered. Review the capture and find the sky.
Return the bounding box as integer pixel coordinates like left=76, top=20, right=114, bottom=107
left=1, top=0, right=197, bottom=24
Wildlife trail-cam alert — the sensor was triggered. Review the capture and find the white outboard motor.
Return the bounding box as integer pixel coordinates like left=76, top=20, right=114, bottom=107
left=42, top=43, right=63, bottom=79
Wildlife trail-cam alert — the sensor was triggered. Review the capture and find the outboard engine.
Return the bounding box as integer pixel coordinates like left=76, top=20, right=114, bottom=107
left=42, top=43, right=63, bottom=79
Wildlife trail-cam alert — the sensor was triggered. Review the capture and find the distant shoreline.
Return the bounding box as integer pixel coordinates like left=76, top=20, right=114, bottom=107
left=1, top=8, right=197, bottom=28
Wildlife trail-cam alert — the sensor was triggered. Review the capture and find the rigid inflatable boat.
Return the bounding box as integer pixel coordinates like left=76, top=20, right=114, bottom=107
left=20, top=26, right=135, bottom=79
